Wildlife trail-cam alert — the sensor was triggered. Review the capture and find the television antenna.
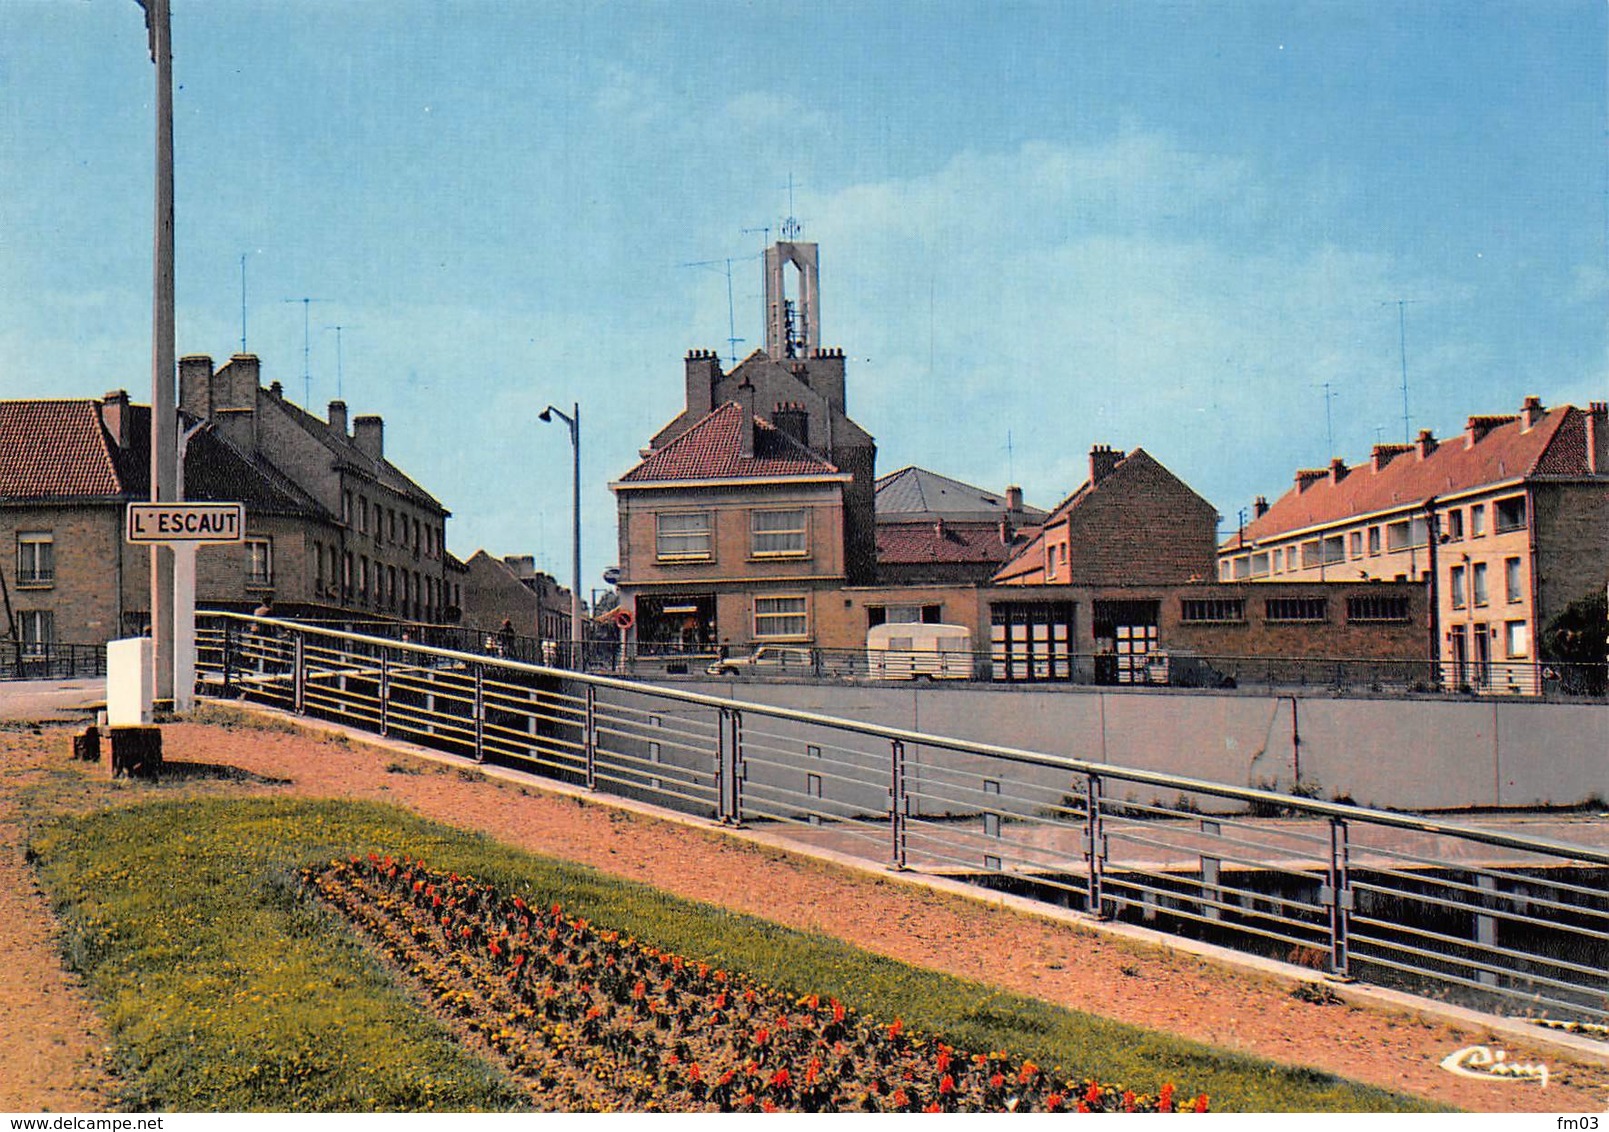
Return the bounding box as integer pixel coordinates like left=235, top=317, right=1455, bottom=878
left=282, top=297, right=327, bottom=406
left=1315, top=380, right=1336, bottom=456
left=1380, top=298, right=1420, bottom=443
left=324, top=324, right=354, bottom=401
left=680, top=256, right=753, bottom=366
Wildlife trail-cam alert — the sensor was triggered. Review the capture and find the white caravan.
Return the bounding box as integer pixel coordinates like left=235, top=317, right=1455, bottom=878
left=865, top=622, right=974, bottom=680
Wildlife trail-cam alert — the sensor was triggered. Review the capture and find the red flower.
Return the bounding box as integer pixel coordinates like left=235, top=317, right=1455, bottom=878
left=989, top=1073, right=1005, bottom=1089
left=761, top=1100, right=778, bottom=1114
left=1193, top=1094, right=1210, bottom=1113
left=1084, top=1082, right=1102, bottom=1106
left=1122, top=1090, right=1136, bottom=1112
left=754, top=1027, right=771, bottom=1046
left=890, top=1088, right=910, bottom=1109
left=936, top=1049, right=951, bottom=1074
left=1159, top=1083, right=1175, bottom=1113
left=769, top=1068, right=790, bottom=1089
left=888, top=1018, right=903, bottom=1039
left=688, top=1063, right=702, bottom=1082
left=632, top=980, right=647, bottom=1000
left=1017, top=1060, right=1039, bottom=1084
left=1046, top=1093, right=1064, bottom=1111
left=923, top=1104, right=941, bottom=1113
left=831, top=999, right=846, bottom=1024
left=938, top=1075, right=955, bottom=1095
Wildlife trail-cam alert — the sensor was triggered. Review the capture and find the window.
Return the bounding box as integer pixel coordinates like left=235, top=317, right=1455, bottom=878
left=867, top=604, right=941, bottom=628
left=388, top=565, right=398, bottom=608
left=1472, top=562, right=1489, bottom=607
left=751, top=509, right=808, bottom=557
left=1444, top=509, right=1464, bottom=540
left=1249, top=552, right=1269, bottom=578
left=754, top=595, right=808, bottom=638
left=1180, top=598, right=1245, bottom=623
left=343, top=552, right=353, bottom=597
left=314, top=543, right=324, bottom=592
left=1346, top=595, right=1411, bottom=623
left=389, top=509, right=398, bottom=545
left=1385, top=521, right=1412, bottom=552
left=1495, top=495, right=1526, bottom=533
left=656, top=512, right=712, bottom=560
left=16, top=532, right=53, bottom=586
left=343, top=490, right=353, bottom=526
left=1348, top=531, right=1364, bottom=559
left=1505, top=557, right=1522, bottom=604
left=1300, top=541, right=1320, bottom=569
left=1232, top=555, right=1250, bottom=580
left=1368, top=526, right=1381, bottom=556
left=1505, top=620, right=1529, bottom=658
left=1450, top=565, right=1466, bottom=609
left=359, top=556, right=369, bottom=599
left=18, top=610, right=53, bottom=657
left=1265, top=597, right=1327, bottom=622
left=1322, top=535, right=1345, bottom=564
left=245, top=537, right=273, bottom=587
left=359, top=496, right=369, bottom=535
left=1470, top=504, right=1486, bottom=537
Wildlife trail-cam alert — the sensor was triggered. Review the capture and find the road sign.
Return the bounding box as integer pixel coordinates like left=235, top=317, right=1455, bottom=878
left=126, top=502, right=245, bottom=544
left=602, top=565, right=621, bottom=586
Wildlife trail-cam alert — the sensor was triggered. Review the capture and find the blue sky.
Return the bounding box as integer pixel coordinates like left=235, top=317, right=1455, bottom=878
left=3, top=1, right=1604, bottom=590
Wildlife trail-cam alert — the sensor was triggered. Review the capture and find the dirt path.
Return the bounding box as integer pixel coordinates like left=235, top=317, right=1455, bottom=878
left=3, top=717, right=1605, bottom=1113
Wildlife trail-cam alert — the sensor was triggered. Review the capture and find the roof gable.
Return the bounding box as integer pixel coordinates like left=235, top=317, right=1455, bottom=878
left=620, top=401, right=840, bottom=483
left=875, top=465, right=1047, bottom=522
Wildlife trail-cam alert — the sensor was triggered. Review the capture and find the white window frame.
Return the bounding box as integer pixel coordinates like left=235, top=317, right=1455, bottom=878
left=750, top=508, right=809, bottom=558
left=18, top=610, right=53, bottom=657
left=16, top=531, right=54, bottom=587
left=1450, top=565, right=1467, bottom=610
left=753, top=594, right=809, bottom=639
left=656, top=512, right=713, bottom=562
left=1504, top=620, right=1529, bottom=659
left=1505, top=557, right=1523, bottom=604
left=1472, top=561, right=1489, bottom=608
left=245, top=537, right=273, bottom=588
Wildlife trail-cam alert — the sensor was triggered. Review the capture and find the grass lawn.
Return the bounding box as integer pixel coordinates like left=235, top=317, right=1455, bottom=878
left=29, top=795, right=1443, bottom=1112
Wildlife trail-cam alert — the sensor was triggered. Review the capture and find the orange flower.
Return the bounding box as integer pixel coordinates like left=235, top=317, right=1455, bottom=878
left=1084, top=1081, right=1102, bottom=1106
left=1193, top=1094, right=1210, bottom=1113
left=938, top=1075, right=955, bottom=1095
left=890, top=1088, right=910, bottom=1109
left=769, top=1068, right=791, bottom=1089
left=888, top=1018, right=904, bottom=1039
left=1046, top=1093, right=1064, bottom=1111
left=1159, top=1083, right=1175, bottom=1113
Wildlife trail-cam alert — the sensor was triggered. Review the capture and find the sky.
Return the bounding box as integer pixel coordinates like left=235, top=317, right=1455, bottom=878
left=3, top=0, right=1605, bottom=593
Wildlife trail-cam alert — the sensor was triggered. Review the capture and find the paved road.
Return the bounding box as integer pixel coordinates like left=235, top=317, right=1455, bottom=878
left=0, top=678, right=102, bottom=722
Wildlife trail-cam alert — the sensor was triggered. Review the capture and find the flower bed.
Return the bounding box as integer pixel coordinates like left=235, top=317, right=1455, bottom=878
left=305, top=854, right=1208, bottom=1113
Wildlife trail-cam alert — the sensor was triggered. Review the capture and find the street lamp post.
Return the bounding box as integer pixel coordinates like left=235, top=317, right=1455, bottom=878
left=538, top=403, right=582, bottom=668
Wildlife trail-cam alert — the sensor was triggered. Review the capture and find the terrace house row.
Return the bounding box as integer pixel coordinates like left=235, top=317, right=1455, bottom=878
left=1221, top=397, right=1609, bottom=693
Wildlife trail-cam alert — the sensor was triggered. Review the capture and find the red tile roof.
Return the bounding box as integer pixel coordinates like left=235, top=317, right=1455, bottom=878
left=0, top=400, right=122, bottom=497
left=876, top=520, right=1026, bottom=565
left=619, top=401, right=839, bottom=482
left=1233, top=405, right=1591, bottom=546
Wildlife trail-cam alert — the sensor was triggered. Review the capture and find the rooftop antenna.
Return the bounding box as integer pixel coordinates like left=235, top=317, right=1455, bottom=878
left=283, top=297, right=327, bottom=405
left=324, top=324, right=352, bottom=401
left=1381, top=298, right=1419, bottom=443
left=1316, top=380, right=1336, bottom=456
left=239, top=254, right=247, bottom=354
left=681, top=255, right=755, bottom=366
left=1005, top=429, right=1015, bottom=484
left=781, top=173, right=801, bottom=241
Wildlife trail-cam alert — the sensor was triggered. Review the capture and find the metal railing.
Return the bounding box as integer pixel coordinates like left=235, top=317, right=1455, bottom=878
left=0, top=642, right=107, bottom=681
left=195, top=612, right=1609, bottom=1026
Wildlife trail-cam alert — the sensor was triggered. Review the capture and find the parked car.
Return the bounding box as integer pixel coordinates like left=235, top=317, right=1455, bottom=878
left=706, top=646, right=815, bottom=676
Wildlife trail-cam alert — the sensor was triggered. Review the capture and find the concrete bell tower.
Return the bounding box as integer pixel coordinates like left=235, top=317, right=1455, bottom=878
left=764, top=240, right=819, bottom=360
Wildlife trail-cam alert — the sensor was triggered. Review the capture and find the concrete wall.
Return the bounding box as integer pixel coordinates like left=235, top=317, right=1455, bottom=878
left=678, top=680, right=1608, bottom=812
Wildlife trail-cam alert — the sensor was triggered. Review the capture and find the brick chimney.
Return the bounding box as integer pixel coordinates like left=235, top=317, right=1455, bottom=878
left=502, top=554, right=536, bottom=579
left=1416, top=428, right=1437, bottom=460
left=684, top=349, right=721, bottom=419
left=737, top=381, right=756, bottom=460
left=213, top=354, right=259, bottom=411
left=772, top=401, right=809, bottom=447
left=1006, top=485, right=1024, bottom=515
left=353, top=414, right=384, bottom=460
left=1588, top=402, right=1607, bottom=475
left=1520, top=395, right=1544, bottom=429
left=1465, top=414, right=1517, bottom=448
left=1253, top=495, right=1269, bottom=518
left=99, top=389, right=131, bottom=449
left=1294, top=468, right=1328, bottom=492
left=178, top=355, right=213, bottom=418
left=327, top=400, right=348, bottom=438
left=1371, top=443, right=1412, bottom=472
left=1089, top=444, right=1122, bottom=485
left=1329, top=457, right=1348, bottom=485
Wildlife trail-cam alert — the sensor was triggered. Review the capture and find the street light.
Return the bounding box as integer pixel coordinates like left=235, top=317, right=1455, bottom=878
left=538, top=403, right=582, bottom=668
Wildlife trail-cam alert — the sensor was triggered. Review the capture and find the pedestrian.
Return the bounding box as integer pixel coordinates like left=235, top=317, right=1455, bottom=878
left=497, top=618, right=515, bottom=658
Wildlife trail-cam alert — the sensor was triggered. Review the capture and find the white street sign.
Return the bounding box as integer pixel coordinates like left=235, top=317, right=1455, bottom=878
left=126, top=502, right=244, bottom=543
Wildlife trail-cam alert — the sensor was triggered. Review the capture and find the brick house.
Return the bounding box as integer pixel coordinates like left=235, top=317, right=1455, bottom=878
left=178, top=354, right=456, bottom=624
left=0, top=390, right=339, bottom=651
left=459, top=550, right=574, bottom=648
left=1221, top=398, right=1609, bottom=692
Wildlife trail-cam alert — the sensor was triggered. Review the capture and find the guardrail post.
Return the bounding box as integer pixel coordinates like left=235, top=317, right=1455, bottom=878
left=1474, top=874, right=1499, bottom=987
left=222, top=621, right=234, bottom=693
left=1326, top=817, right=1354, bottom=980
left=730, top=709, right=745, bottom=826
left=292, top=634, right=306, bottom=715
left=378, top=650, right=390, bottom=737
left=1084, top=773, right=1108, bottom=919
left=1200, top=819, right=1222, bottom=922
left=891, top=739, right=908, bottom=869
left=584, top=684, right=597, bottom=790
left=473, top=664, right=486, bottom=763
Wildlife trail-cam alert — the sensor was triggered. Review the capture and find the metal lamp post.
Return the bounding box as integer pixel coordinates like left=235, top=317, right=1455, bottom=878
left=538, top=403, right=582, bottom=668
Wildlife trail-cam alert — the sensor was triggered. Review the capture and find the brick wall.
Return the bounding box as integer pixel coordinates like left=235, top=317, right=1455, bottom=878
left=1, top=504, right=125, bottom=644
left=1061, top=453, right=1218, bottom=584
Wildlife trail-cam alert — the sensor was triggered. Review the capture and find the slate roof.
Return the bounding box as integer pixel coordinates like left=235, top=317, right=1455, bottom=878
left=272, top=394, right=446, bottom=513
left=875, top=465, right=1047, bottom=523
left=619, top=401, right=840, bottom=483
left=1232, top=405, right=1595, bottom=546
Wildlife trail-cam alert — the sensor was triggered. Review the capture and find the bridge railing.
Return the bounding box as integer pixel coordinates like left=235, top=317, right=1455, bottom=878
left=0, top=641, right=107, bottom=681
left=195, top=612, right=1609, bottom=1026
